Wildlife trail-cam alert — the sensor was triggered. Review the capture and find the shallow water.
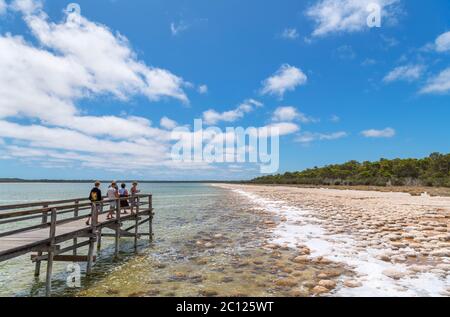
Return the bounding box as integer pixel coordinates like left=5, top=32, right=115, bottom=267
left=0, top=183, right=339, bottom=297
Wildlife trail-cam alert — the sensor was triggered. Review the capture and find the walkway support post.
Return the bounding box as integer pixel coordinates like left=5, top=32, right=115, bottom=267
left=133, top=196, right=139, bottom=251
left=45, top=208, right=57, bottom=297
left=86, top=203, right=97, bottom=275
left=149, top=195, right=153, bottom=241
left=73, top=200, right=79, bottom=256
left=97, top=202, right=103, bottom=251
left=114, top=198, right=121, bottom=258
left=34, top=204, right=49, bottom=277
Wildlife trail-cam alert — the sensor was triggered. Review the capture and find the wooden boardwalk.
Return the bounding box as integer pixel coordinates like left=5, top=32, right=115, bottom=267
left=0, top=194, right=154, bottom=296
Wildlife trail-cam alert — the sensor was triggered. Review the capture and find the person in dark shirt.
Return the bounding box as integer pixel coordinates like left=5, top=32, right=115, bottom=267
left=86, top=181, right=102, bottom=226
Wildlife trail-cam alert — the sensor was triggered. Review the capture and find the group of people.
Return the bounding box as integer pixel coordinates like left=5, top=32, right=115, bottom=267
left=87, top=181, right=141, bottom=225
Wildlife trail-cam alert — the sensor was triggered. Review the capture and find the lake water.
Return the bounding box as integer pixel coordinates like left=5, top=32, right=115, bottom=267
left=0, top=182, right=324, bottom=297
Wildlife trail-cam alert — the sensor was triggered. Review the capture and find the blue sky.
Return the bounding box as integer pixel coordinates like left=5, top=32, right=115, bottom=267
left=0, top=0, right=450, bottom=180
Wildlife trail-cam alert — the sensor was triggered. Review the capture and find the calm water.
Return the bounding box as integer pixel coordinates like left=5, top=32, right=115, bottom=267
left=0, top=183, right=337, bottom=297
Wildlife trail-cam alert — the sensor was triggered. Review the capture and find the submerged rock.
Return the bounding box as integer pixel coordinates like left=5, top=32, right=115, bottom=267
left=343, top=280, right=362, bottom=288
left=199, top=289, right=219, bottom=297
left=312, top=286, right=329, bottom=295
left=318, top=280, right=337, bottom=290
left=221, top=276, right=234, bottom=283
left=382, top=269, right=405, bottom=280
left=275, top=278, right=298, bottom=287
left=145, top=289, right=161, bottom=296
left=292, top=256, right=309, bottom=263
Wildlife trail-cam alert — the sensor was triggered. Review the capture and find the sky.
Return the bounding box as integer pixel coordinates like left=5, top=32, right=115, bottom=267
left=0, top=0, right=450, bottom=180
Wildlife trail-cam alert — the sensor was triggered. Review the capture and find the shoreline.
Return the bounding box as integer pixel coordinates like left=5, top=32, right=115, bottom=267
left=240, top=183, right=450, bottom=197
left=214, top=184, right=450, bottom=296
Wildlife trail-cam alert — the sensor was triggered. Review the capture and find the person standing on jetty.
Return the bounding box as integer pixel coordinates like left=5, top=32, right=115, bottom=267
left=107, top=181, right=120, bottom=220
left=87, top=181, right=102, bottom=226
left=119, top=183, right=130, bottom=214
left=130, top=182, right=140, bottom=214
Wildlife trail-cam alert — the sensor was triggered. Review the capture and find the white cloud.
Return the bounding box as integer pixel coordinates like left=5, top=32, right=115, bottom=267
left=0, top=1, right=189, bottom=135
left=306, top=0, right=400, bottom=37
left=11, top=0, right=42, bottom=15
left=330, top=115, right=340, bottom=122
left=383, top=65, right=424, bottom=83
left=264, top=122, right=300, bottom=137
left=420, top=67, right=450, bottom=94
left=435, top=31, right=450, bottom=53
left=272, top=106, right=317, bottom=123
left=281, top=28, right=299, bottom=40
left=296, top=131, right=348, bottom=144
left=361, top=127, right=396, bottom=138
left=160, top=117, right=178, bottom=130
left=261, top=64, right=307, bottom=99
left=203, top=99, right=263, bottom=125
left=0, top=0, right=7, bottom=15
left=198, top=84, right=208, bottom=94
left=170, top=21, right=189, bottom=36
left=17, top=2, right=188, bottom=104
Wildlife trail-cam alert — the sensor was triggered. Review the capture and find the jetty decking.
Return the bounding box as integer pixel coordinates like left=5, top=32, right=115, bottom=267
left=0, top=194, right=154, bottom=296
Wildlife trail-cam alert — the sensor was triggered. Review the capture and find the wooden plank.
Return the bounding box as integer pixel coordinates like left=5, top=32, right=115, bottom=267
left=32, top=254, right=97, bottom=262
left=31, top=241, right=91, bottom=262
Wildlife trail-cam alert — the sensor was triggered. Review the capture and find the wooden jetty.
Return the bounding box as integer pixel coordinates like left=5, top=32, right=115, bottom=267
left=0, top=194, right=154, bottom=296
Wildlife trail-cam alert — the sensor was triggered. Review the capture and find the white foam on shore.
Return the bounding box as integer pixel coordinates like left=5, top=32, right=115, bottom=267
left=232, top=188, right=449, bottom=297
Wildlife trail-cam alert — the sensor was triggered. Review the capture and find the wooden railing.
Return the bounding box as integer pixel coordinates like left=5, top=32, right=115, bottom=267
left=0, top=194, right=152, bottom=237
left=0, top=194, right=154, bottom=296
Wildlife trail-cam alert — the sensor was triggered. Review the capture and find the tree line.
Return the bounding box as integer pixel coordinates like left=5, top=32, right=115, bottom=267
left=251, top=153, right=450, bottom=187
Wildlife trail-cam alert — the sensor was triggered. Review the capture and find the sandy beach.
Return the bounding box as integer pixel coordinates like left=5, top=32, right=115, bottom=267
left=215, top=184, right=450, bottom=297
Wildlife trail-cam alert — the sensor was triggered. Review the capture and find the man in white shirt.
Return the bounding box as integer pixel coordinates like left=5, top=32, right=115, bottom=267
left=106, top=181, right=119, bottom=220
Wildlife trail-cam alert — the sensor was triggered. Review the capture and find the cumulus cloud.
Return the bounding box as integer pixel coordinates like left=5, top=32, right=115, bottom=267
left=198, top=84, right=208, bottom=94
left=261, top=64, right=307, bottom=99
left=306, top=0, right=401, bottom=37
left=296, top=131, right=348, bottom=144
left=383, top=65, right=425, bottom=83
left=203, top=99, right=263, bottom=125
left=10, top=0, right=42, bottom=15
left=435, top=31, right=450, bottom=52
left=160, top=117, right=178, bottom=130
left=420, top=67, right=450, bottom=94
left=361, top=127, right=396, bottom=138
left=281, top=28, right=299, bottom=40
left=272, top=106, right=317, bottom=123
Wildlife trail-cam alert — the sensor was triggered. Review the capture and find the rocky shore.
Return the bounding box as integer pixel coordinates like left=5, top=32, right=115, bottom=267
left=215, top=184, right=450, bottom=297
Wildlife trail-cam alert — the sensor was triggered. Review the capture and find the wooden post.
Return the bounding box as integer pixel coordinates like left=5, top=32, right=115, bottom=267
left=34, top=204, right=49, bottom=277
left=45, top=208, right=57, bottom=297
left=97, top=202, right=103, bottom=251
left=86, top=203, right=97, bottom=275
left=114, top=198, right=121, bottom=258
left=73, top=200, right=79, bottom=256
left=134, top=201, right=139, bottom=251
left=149, top=195, right=153, bottom=241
